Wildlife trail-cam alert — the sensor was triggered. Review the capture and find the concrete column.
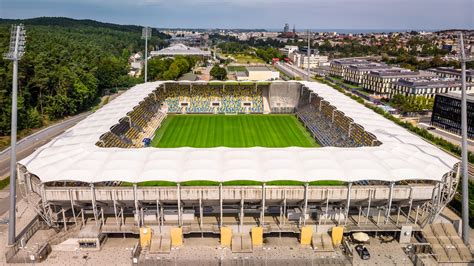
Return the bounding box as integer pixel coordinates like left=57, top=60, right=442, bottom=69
left=366, top=189, right=372, bottom=225
left=303, top=183, right=309, bottom=226
left=325, top=188, right=329, bottom=225
left=414, top=205, right=420, bottom=225
left=26, top=173, right=32, bottom=193
left=156, top=199, right=160, bottom=223
left=345, top=182, right=352, bottom=225
left=261, top=183, right=266, bottom=227
left=406, top=199, right=413, bottom=225
left=69, top=189, right=77, bottom=226
left=62, top=209, right=67, bottom=232
left=101, top=207, right=105, bottom=226
left=177, top=183, right=181, bottom=227
left=90, top=184, right=98, bottom=226
left=240, top=197, right=244, bottom=233
left=283, top=190, right=287, bottom=226
left=199, top=192, right=203, bottom=234
left=133, top=184, right=139, bottom=227
left=81, top=208, right=85, bottom=227
left=121, top=207, right=124, bottom=226
left=396, top=206, right=401, bottom=225
left=113, top=191, right=119, bottom=226
left=385, top=182, right=395, bottom=224
left=219, top=183, right=223, bottom=228
left=376, top=208, right=381, bottom=225
left=405, top=187, right=413, bottom=224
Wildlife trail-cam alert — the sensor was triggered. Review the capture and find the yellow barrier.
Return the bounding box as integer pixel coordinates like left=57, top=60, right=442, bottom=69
left=220, top=227, right=232, bottom=247
left=171, top=227, right=183, bottom=246
left=300, top=226, right=313, bottom=245
left=331, top=226, right=344, bottom=246
left=251, top=227, right=263, bottom=246
left=140, top=227, right=152, bottom=248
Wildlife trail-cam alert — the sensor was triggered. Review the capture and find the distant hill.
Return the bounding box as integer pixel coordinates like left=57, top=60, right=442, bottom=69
left=0, top=17, right=170, bottom=38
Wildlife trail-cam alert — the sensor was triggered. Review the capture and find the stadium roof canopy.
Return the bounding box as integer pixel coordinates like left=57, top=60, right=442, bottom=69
left=19, top=81, right=459, bottom=184
left=150, top=43, right=211, bottom=57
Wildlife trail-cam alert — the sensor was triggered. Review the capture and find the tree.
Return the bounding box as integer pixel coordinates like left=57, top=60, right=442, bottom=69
left=210, top=65, right=227, bottom=80
left=0, top=17, right=168, bottom=137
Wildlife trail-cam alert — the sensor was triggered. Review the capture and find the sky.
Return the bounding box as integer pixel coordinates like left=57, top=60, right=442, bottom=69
left=0, top=0, right=473, bottom=30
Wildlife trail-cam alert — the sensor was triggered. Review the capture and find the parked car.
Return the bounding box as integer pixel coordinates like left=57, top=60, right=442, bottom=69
left=427, top=126, right=436, bottom=130
left=355, top=245, right=370, bottom=260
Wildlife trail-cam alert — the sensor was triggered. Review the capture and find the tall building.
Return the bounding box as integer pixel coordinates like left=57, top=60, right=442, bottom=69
left=289, top=53, right=329, bottom=68
left=283, top=23, right=290, bottom=33
left=431, top=91, right=474, bottom=139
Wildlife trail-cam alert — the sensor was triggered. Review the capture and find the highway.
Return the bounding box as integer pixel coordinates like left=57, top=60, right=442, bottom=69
left=275, top=62, right=311, bottom=80
left=0, top=112, right=91, bottom=178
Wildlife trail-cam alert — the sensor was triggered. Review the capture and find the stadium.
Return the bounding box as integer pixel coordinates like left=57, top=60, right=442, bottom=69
left=16, top=80, right=460, bottom=254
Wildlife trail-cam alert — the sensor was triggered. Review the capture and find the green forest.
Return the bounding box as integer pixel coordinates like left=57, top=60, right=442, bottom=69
left=0, top=17, right=169, bottom=141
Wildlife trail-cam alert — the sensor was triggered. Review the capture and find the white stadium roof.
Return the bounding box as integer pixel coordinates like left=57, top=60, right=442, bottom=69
left=150, top=43, right=211, bottom=57
left=19, top=81, right=459, bottom=184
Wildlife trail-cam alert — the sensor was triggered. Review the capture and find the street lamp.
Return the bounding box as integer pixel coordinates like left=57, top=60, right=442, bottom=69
left=142, top=27, right=152, bottom=82
left=458, top=32, right=472, bottom=245
left=3, top=24, right=26, bottom=246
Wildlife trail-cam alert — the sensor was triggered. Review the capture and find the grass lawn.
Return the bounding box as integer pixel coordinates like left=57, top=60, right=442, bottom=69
left=151, top=114, right=320, bottom=148
left=227, top=66, right=247, bottom=72
left=222, top=53, right=265, bottom=64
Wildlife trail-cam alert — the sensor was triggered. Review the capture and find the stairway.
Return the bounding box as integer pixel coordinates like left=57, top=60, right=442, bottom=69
left=262, top=87, right=271, bottom=114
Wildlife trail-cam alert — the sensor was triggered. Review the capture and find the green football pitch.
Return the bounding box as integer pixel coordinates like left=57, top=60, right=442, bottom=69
left=151, top=114, right=320, bottom=148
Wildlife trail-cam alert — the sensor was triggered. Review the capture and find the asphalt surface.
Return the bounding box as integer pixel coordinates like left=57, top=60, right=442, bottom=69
left=0, top=112, right=91, bottom=178
left=418, top=122, right=474, bottom=153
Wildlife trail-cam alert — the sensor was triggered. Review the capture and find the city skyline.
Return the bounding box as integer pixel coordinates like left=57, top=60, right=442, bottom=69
left=1, top=0, right=473, bottom=30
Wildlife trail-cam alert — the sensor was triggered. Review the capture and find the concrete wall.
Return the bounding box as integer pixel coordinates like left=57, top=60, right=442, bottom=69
left=44, top=184, right=435, bottom=205
left=268, top=82, right=301, bottom=109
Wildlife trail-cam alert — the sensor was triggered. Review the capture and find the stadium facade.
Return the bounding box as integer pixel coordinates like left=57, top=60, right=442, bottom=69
left=17, top=81, right=459, bottom=250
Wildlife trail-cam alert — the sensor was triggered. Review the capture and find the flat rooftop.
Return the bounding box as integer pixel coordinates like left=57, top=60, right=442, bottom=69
left=429, top=67, right=474, bottom=77
left=443, top=91, right=474, bottom=102
left=394, top=77, right=474, bottom=88
left=246, top=66, right=275, bottom=72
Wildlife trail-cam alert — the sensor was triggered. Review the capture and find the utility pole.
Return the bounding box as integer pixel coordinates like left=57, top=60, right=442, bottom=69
left=3, top=24, right=26, bottom=246
left=307, top=30, right=311, bottom=81
left=459, top=32, right=472, bottom=245
left=142, top=27, right=152, bottom=82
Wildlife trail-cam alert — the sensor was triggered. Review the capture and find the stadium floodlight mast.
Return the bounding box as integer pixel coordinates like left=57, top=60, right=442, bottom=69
left=142, top=27, right=152, bottom=82
left=307, top=30, right=311, bottom=81
left=459, top=32, right=472, bottom=245
left=3, top=24, right=26, bottom=246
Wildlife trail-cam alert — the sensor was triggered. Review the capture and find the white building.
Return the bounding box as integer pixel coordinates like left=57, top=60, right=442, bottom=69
left=235, top=66, right=280, bottom=81
left=289, top=53, right=329, bottom=69
left=150, top=43, right=211, bottom=57
left=280, top=45, right=299, bottom=56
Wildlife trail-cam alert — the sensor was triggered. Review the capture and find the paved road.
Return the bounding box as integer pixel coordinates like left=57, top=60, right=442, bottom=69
left=0, top=112, right=91, bottom=178
left=275, top=62, right=314, bottom=80
left=419, top=122, right=474, bottom=153
left=0, top=112, right=91, bottom=215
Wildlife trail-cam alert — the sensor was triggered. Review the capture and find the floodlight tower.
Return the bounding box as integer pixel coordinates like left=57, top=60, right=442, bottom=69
left=3, top=24, right=26, bottom=246
left=307, top=30, right=311, bottom=81
left=459, top=32, right=472, bottom=245
left=142, top=27, right=152, bottom=82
